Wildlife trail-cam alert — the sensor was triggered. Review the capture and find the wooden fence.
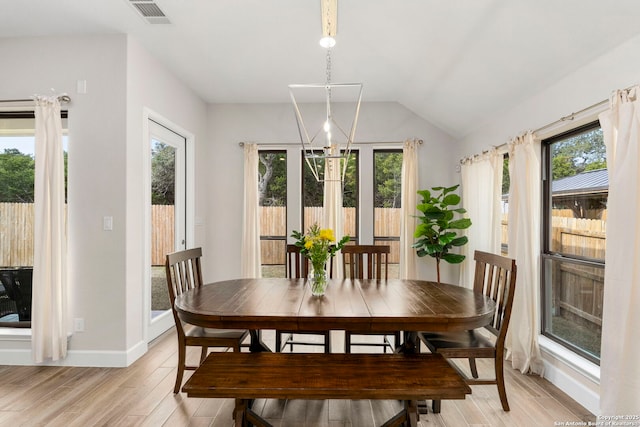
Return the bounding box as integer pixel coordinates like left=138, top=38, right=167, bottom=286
left=0, top=203, right=35, bottom=267
left=259, top=207, right=401, bottom=265
left=2, top=200, right=607, bottom=327
left=0, top=203, right=174, bottom=267
left=501, top=210, right=606, bottom=327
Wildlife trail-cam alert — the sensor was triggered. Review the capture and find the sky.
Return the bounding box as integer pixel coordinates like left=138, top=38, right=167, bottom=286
left=0, top=136, right=68, bottom=155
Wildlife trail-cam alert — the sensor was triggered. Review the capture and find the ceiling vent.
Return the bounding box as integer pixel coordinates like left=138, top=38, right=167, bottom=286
left=129, top=0, right=171, bottom=24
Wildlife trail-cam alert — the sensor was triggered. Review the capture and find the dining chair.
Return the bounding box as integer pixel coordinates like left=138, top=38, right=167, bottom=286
left=418, top=250, right=517, bottom=412
left=342, top=244, right=401, bottom=353
left=165, top=248, right=249, bottom=394
left=275, top=244, right=332, bottom=353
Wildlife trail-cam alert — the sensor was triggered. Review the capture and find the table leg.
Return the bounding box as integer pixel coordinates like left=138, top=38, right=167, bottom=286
left=398, top=331, right=430, bottom=414
left=249, top=329, right=272, bottom=353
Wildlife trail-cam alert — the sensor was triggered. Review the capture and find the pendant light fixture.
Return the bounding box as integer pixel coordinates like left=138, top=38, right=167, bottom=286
left=289, top=0, right=363, bottom=182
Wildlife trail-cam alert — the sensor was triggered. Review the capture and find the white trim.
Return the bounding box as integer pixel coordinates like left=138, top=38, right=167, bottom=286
left=0, top=328, right=32, bottom=341
left=141, top=108, right=195, bottom=344
left=539, top=335, right=601, bottom=415
left=0, top=339, right=148, bottom=367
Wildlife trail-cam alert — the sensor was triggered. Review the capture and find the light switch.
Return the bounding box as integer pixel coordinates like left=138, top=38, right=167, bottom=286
left=103, top=216, right=113, bottom=231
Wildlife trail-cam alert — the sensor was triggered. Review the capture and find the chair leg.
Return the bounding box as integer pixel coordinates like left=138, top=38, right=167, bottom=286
left=345, top=332, right=351, bottom=353
left=200, top=346, right=209, bottom=364
left=432, top=399, right=441, bottom=413
left=174, top=344, right=186, bottom=394
left=469, top=357, right=479, bottom=378
left=324, top=331, right=331, bottom=353
left=275, top=331, right=282, bottom=352
left=495, top=354, right=510, bottom=411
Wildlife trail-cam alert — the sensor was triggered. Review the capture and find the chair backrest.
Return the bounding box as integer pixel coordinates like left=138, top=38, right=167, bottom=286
left=473, top=250, right=517, bottom=344
left=342, top=245, right=390, bottom=279
left=286, top=244, right=309, bottom=279
left=165, top=248, right=204, bottom=333
left=286, top=244, right=334, bottom=279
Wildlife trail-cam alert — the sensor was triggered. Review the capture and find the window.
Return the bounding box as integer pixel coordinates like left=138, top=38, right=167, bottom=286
left=258, top=151, right=287, bottom=277
left=373, top=150, right=402, bottom=279
left=0, top=112, right=68, bottom=327
left=501, top=154, right=509, bottom=256
left=541, top=121, right=606, bottom=363
left=302, top=151, right=358, bottom=243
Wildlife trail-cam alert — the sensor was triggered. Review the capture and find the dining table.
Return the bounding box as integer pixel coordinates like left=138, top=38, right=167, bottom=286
left=174, top=277, right=496, bottom=353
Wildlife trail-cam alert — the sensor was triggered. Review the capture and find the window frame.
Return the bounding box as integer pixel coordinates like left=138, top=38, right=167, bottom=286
left=541, top=120, right=605, bottom=365
left=258, top=149, right=288, bottom=278
left=0, top=110, right=68, bottom=329
left=373, top=149, right=402, bottom=277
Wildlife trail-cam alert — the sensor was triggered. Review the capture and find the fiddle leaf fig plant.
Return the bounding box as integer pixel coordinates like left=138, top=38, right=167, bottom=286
left=413, top=184, right=471, bottom=283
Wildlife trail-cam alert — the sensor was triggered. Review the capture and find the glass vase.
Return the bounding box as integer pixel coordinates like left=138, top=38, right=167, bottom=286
left=309, top=263, right=328, bottom=296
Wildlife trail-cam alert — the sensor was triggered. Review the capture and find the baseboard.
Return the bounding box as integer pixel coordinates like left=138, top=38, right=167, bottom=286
left=0, top=339, right=148, bottom=367
left=539, top=335, right=600, bottom=416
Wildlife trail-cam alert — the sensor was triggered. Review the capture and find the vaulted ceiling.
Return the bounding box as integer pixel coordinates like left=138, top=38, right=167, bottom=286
left=2, top=0, right=640, bottom=138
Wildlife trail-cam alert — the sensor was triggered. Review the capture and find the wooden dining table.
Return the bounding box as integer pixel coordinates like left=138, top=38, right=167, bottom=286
left=175, top=277, right=496, bottom=353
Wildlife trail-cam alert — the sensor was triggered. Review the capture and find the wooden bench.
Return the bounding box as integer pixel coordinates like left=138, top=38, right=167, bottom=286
left=182, top=352, right=471, bottom=427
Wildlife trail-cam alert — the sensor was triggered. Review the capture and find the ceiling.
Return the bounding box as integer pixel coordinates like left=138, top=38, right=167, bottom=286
left=2, top=0, right=640, bottom=138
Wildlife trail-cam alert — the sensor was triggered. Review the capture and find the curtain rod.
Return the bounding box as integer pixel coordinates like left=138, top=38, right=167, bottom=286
left=463, top=85, right=637, bottom=161
left=238, top=139, right=422, bottom=147
left=0, top=94, right=72, bottom=104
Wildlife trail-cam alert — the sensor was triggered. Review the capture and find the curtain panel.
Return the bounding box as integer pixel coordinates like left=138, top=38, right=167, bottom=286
left=32, top=96, right=68, bottom=363
left=323, top=144, right=344, bottom=278
left=241, top=143, right=262, bottom=278
left=399, top=138, right=418, bottom=280
left=459, top=148, right=503, bottom=289
left=598, top=86, right=640, bottom=415
left=506, top=131, right=544, bottom=376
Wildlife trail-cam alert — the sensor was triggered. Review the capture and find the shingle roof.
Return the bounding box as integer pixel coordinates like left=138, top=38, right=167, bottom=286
left=552, top=169, right=608, bottom=195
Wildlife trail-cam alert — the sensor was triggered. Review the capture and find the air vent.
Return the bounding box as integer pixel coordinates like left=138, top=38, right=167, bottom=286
left=129, top=0, right=171, bottom=24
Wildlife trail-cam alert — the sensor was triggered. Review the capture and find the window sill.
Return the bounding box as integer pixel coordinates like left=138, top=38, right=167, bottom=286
left=0, top=327, right=32, bottom=341
left=539, top=335, right=600, bottom=384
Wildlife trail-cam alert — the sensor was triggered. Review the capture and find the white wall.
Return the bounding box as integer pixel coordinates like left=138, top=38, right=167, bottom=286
left=0, top=35, right=128, bottom=360
left=203, top=102, right=461, bottom=283
left=0, top=34, right=208, bottom=366
left=456, top=31, right=640, bottom=417
left=125, top=37, right=207, bottom=354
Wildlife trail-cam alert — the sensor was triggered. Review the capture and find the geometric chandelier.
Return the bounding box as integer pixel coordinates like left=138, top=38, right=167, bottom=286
left=289, top=0, right=363, bottom=182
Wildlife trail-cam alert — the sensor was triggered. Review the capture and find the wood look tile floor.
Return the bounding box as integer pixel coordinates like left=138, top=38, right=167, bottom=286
left=0, top=329, right=596, bottom=426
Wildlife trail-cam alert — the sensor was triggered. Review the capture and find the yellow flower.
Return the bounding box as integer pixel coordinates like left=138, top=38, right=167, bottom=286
left=319, top=228, right=335, bottom=242
left=304, top=240, right=313, bottom=250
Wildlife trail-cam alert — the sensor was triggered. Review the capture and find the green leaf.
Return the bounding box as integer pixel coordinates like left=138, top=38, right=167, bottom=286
left=451, top=236, right=469, bottom=246
left=443, top=184, right=459, bottom=194
left=438, top=232, right=457, bottom=245
left=417, top=189, right=431, bottom=200
left=442, top=253, right=466, bottom=264
left=442, top=193, right=461, bottom=206
left=453, top=208, right=467, bottom=214
left=426, top=243, right=444, bottom=254
left=448, top=218, right=472, bottom=229
left=431, top=186, right=444, bottom=191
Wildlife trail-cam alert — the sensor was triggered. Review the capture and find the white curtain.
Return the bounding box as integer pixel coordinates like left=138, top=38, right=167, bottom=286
left=32, top=96, right=68, bottom=363
left=240, top=143, right=262, bottom=278
left=597, top=86, right=640, bottom=415
left=399, top=138, right=418, bottom=279
left=323, top=144, right=344, bottom=278
left=459, top=148, right=503, bottom=289
left=505, top=131, right=544, bottom=375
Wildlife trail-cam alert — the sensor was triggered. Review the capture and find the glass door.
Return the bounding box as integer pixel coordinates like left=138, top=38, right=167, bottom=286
left=148, top=119, right=186, bottom=339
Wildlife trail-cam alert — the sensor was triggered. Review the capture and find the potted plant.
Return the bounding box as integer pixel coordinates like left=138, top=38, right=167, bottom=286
left=413, top=184, right=471, bottom=283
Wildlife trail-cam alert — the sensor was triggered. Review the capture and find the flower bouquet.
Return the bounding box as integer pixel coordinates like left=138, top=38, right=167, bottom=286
left=291, top=224, right=349, bottom=296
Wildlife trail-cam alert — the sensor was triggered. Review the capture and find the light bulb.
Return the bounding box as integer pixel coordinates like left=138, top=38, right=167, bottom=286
left=319, top=36, right=336, bottom=48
